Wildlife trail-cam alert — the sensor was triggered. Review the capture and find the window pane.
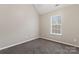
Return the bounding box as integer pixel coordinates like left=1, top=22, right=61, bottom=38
left=52, top=16, right=61, bottom=25
left=58, top=16, right=61, bottom=24
left=51, top=16, right=62, bottom=35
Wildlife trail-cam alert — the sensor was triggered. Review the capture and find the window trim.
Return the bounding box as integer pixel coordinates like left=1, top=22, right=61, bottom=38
left=50, top=16, right=62, bottom=35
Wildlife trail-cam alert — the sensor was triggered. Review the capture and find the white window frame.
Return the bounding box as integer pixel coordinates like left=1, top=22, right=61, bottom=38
left=50, top=16, right=62, bottom=35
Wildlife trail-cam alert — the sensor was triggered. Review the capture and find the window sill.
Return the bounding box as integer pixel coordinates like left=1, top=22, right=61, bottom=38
left=50, top=33, right=62, bottom=35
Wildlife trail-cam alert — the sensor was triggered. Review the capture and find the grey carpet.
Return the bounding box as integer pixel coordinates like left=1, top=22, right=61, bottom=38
left=0, top=38, right=79, bottom=54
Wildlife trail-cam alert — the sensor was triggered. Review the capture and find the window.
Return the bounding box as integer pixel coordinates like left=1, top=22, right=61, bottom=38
left=50, top=16, right=62, bottom=35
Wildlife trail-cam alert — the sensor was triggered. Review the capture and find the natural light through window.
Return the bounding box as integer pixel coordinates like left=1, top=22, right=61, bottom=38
left=50, top=16, right=62, bottom=35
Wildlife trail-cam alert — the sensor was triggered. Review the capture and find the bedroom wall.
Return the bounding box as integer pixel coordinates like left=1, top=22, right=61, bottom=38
left=40, top=5, right=79, bottom=47
left=0, top=4, right=39, bottom=49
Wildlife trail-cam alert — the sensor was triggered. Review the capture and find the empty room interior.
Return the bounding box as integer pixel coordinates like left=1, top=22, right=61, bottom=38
left=0, top=4, right=79, bottom=54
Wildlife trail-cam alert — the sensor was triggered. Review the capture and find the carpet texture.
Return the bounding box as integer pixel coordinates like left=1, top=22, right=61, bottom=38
left=0, top=38, right=79, bottom=54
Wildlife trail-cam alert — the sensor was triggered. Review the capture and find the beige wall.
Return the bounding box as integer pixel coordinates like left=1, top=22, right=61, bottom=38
left=1, top=4, right=79, bottom=50
left=0, top=4, right=39, bottom=49
left=40, top=5, right=79, bottom=47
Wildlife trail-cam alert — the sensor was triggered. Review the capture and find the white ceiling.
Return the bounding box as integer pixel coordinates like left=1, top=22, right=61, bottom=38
left=33, top=4, right=71, bottom=15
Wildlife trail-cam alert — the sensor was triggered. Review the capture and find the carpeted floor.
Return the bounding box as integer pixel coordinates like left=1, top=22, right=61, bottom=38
left=0, top=38, right=79, bottom=54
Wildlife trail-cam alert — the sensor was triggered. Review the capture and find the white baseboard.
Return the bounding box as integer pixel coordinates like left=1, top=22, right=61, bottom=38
left=0, top=37, right=38, bottom=51
left=1, top=37, right=79, bottom=51
left=41, top=37, right=79, bottom=48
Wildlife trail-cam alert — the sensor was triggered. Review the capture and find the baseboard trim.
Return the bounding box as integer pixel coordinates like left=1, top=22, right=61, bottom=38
left=1, top=37, right=79, bottom=51
left=41, top=37, right=79, bottom=48
left=0, top=37, right=38, bottom=51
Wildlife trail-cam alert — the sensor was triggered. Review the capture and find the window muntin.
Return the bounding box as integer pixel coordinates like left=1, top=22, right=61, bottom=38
left=51, top=16, right=62, bottom=35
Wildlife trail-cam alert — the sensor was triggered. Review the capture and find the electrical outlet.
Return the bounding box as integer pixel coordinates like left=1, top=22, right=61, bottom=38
left=73, top=38, right=77, bottom=42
